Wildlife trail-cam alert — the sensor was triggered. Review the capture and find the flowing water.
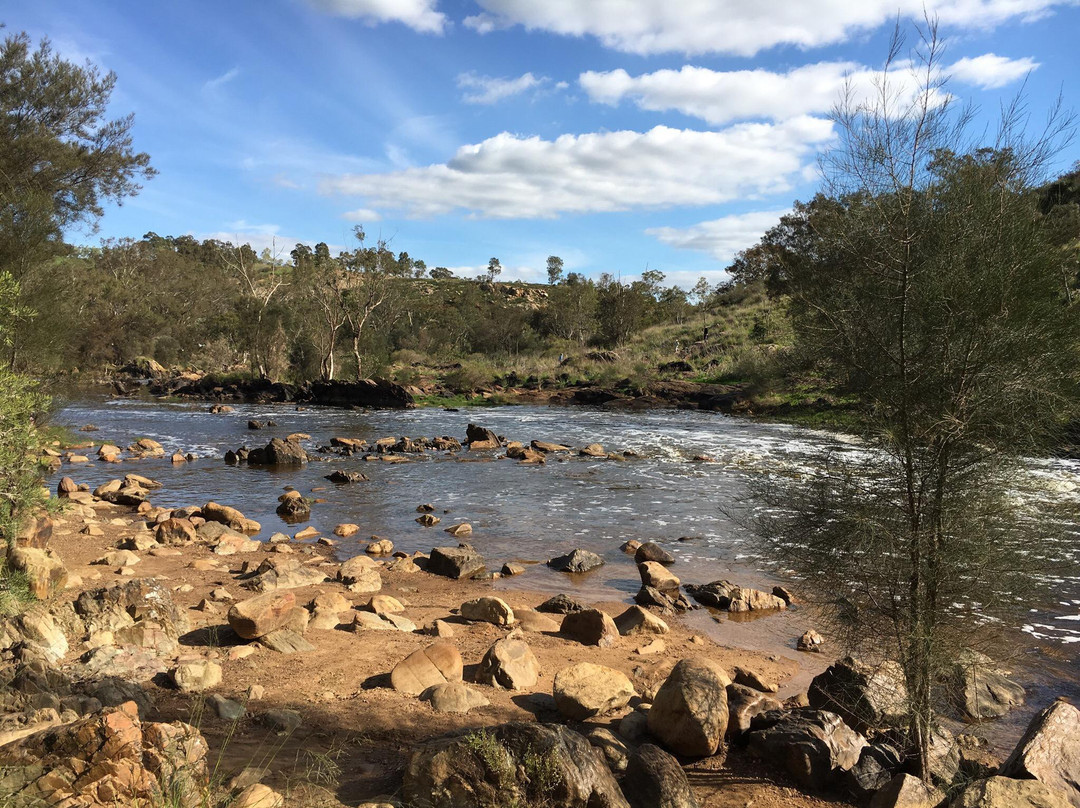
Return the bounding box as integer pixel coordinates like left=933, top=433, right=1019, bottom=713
left=51, top=396, right=1080, bottom=748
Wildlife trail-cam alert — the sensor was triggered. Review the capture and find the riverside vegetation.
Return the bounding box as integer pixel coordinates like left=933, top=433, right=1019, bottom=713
left=3, top=20, right=1080, bottom=808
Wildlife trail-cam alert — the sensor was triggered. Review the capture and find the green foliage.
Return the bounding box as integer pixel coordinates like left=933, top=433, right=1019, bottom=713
left=0, top=370, right=49, bottom=547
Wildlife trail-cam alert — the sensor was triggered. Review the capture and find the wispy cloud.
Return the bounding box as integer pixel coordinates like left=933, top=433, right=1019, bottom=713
left=456, top=71, right=553, bottom=104
left=342, top=208, right=382, bottom=223
left=646, top=209, right=790, bottom=262
left=203, top=66, right=240, bottom=93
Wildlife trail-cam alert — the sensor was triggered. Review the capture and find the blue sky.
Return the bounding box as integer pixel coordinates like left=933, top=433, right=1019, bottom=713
left=6, top=0, right=1080, bottom=287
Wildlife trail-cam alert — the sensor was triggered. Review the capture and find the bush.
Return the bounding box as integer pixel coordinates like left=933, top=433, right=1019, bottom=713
left=0, top=370, right=49, bottom=546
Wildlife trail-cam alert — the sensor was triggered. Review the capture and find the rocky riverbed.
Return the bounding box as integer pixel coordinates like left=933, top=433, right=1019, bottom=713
left=1, top=423, right=1078, bottom=807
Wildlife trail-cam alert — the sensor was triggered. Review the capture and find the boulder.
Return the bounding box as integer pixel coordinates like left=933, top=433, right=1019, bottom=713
left=444, top=522, right=473, bottom=537
left=202, top=501, right=261, bottom=534
left=846, top=742, right=905, bottom=800
left=950, top=776, right=1072, bottom=808
left=560, top=609, right=619, bottom=647
left=726, top=683, right=783, bottom=737
left=275, top=491, right=310, bottom=521
left=614, top=605, right=669, bottom=636
left=231, top=784, right=284, bottom=808
left=638, top=561, right=680, bottom=592
left=352, top=612, right=417, bottom=633
left=747, top=708, right=867, bottom=790
left=733, top=666, right=778, bottom=693
left=243, top=557, right=328, bottom=593
left=6, top=547, right=67, bottom=599
left=391, top=643, right=463, bottom=696
left=427, top=546, right=485, bottom=579
left=258, top=629, right=316, bottom=654
left=465, top=424, right=500, bottom=446
left=584, top=727, right=631, bottom=774
left=228, top=592, right=297, bottom=640
left=623, top=744, right=700, bottom=808
left=337, top=556, right=382, bottom=593
left=868, top=773, right=946, bottom=808
left=808, top=657, right=908, bottom=733
left=334, top=523, right=360, bottom=537
left=948, top=651, right=1025, bottom=721
left=155, top=517, right=197, bottom=546
left=366, top=538, right=394, bottom=555
left=548, top=549, right=605, bottom=574
left=553, top=663, right=634, bottom=720
left=172, top=660, right=223, bottom=693
left=1000, top=699, right=1080, bottom=807
left=537, top=594, right=585, bottom=614
left=513, top=608, right=560, bottom=633
left=648, top=658, right=731, bottom=757
left=422, top=681, right=490, bottom=714
left=475, top=632, right=540, bottom=690
left=0, top=702, right=208, bottom=807
left=403, top=722, right=629, bottom=808
left=635, top=585, right=692, bottom=612
left=798, top=630, right=825, bottom=653
left=531, top=440, right=571, bottom=453
left=461, top=596, right=515, bottom=626
left=325, top=470, right=367, bottom=484
left=579, top=443, right=606, bottom=458
left=74, top=578, right=188, bottom=641
left=635, top=542, right=675, bottom=565
left=248, top=437, right=308, bottom=467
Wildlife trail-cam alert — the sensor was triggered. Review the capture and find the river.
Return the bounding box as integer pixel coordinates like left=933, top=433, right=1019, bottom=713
left=51, top=396, right=1080, bottom=748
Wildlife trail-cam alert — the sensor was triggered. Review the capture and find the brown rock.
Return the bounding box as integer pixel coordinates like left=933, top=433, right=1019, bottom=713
left=560, top=608, right=619, bottom=647
left=474, top=632, right=540, bottom=690
left=228, top=592, right=297, bottom=640
left=1001, top=699, right=1080, bottom=807
left=391, top=643, right=464, bottom=696
left=553, top=662, right=634, bottom=720
left=648, top=658, right=731, bottom=757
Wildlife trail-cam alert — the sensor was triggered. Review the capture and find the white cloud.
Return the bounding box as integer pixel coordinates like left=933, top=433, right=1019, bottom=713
left=342, top=208, right=383, bottom=222
left=457, top=72, right=549, bottom=104
left=305, top=0, right=446, bottom=33
left=646, top=209, right=790, bottom=262
left=203, top=66, right=240, bottom=93
left=948, top=53, right=1039, bottom=89
left=320, top=117, right=834, bottom=219
left=580, top=55, right=1035, bottom=125
left=465, top=0, right=1069, bottom=56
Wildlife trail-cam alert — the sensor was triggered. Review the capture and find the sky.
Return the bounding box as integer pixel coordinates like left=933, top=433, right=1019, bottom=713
left=5, top=0, right=1080, bottom=287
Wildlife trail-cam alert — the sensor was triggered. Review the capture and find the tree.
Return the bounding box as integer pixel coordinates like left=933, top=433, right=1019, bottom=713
left=342, top=226, right=396, bottom=379
left=223, top=238, right=286, bottom=379
left=690, top=276, right=711, bottom=338
left=0, top=31, right=154, bottom=368
left=546, top=255, right=564, bottom=285
left=486, top=257, right=502, bottom=283
left=753, top=24, right=1078, bottom=780
left=429, top=266, right=453, bottom=280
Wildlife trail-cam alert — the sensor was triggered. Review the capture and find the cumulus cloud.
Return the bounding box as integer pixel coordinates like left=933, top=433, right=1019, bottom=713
left=646, top=210, right=790, bottom=262
left=948, top=53, right=1039, bottom=88
left=306, top=0, right=445, bottom=33
left=457, top=72, right=550, bottom=104
left=465, top=0, right=1068, bottom=56
left=580, top=55, right=1036, bottom=125
left=320, top=117, right=834, bottom=219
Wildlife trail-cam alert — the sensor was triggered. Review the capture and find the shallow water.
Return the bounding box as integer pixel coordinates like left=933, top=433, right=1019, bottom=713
left=52, top=396, right=1080, bottom=748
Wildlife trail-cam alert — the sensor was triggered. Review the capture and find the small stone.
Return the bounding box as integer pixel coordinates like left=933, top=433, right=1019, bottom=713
left=171, top=660, right=222, bottom=693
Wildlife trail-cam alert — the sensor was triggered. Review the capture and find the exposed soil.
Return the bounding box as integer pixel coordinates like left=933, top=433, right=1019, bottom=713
left=47, top=502, right=853, bottom=808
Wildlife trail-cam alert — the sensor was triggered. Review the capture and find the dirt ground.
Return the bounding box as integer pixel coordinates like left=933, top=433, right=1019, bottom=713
left=47, top=500, right=854, bottom=808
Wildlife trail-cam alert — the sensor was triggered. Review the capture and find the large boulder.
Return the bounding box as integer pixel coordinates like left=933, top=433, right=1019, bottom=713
left=337, top=556, right=382, bottom=594
left=6, top=547, right=67, bottom=600
left=808, top=657, right=908, bottom=733
left=747, top=709, right=867, bottom=790
left=422, top=681, right=491, bottom=714
left=560, top=609, right=619, bottom=647
left=460, top=597, right=515, bottom=626
left=638, top=561, right=680, bottom=593
left=242, top=557, right=328, bottom=593
left=202, top=501, right=261, bottom=534
left=553, top=663, right=634, bottom=720
left=156, top=518, right=197, bottom=546
left=845, top=742, right=905, bottom=800
left=227, top=592, right=297, bottom=640
left=623, top=744, right=699, bottom=808
left=548, top=549, right=605, bottom=574
left=390, top=642, right=463, bottom=696
left=946, top=651, right=1024, bottom=721
left=1000, top=700, right=1080, bottom=807
left=427, top=546, right=486, bottom=579
left=726, top=683, right=783, bottom=738
left=0, top=701, right=208, bottom=808
left=403, top=722, right=630, bottom=808
left=74, top=578, right=189, bottom=642
left=634, top=542, right=675, bottom=565
left=614, top=606, right=668, bottom=636
left=950, top=776, right=1072, bottom=808
left=648, top=658, right=731, bottom=757
left=275, top=491, right=310, bottom=521
left=474, top=632, right=540, bottom=690
left=868, top=773, right=945, bottom=808
left=248, top=437, right=308, bottom=467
